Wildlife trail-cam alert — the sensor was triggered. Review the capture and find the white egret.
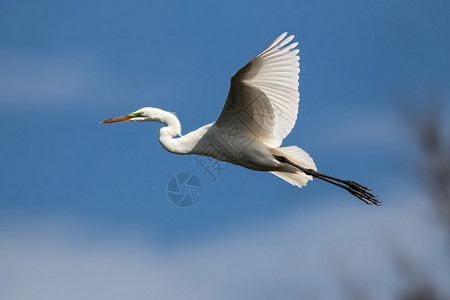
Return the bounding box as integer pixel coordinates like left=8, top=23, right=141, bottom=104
left=101, top=32, right=380, bottom=205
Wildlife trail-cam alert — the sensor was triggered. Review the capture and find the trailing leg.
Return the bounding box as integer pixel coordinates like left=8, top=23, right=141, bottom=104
left=274, top=155, right=381, bottom=206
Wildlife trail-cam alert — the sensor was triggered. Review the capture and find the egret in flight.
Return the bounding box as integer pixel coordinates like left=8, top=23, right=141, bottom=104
left=101, top=32, right=380, bottom=205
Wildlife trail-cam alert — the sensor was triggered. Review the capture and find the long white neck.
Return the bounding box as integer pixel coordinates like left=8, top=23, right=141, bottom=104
left=138, top=107, right=208, bottom=155
left=145, top=109, right=183, bottom=154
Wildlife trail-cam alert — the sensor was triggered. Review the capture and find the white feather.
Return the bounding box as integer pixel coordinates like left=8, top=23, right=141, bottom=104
left=216, top=32, right=301, bottom=148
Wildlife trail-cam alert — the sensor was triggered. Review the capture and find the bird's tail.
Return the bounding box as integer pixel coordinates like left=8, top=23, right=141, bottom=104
left=269, top=146, right=317, bottom=188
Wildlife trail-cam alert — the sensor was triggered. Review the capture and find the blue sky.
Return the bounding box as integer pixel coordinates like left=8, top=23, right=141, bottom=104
left=1, top=0, right=450, bottom=299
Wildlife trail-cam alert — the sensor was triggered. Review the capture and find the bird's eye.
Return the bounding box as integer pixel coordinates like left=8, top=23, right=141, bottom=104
left=140, top=112, right=144, bottom=116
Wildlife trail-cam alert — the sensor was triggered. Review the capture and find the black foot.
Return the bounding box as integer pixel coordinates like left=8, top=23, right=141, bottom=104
left=346, top=181, right=381, bottom=206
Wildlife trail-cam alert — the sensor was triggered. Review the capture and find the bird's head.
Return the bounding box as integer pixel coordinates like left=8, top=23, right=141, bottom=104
left=100, top=107, right=163, bottom=124
left=100, top=107, right=182, bottom=136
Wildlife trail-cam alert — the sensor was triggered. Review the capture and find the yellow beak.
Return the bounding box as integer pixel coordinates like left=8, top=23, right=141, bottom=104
left=99, top=115, right=134, bottom=124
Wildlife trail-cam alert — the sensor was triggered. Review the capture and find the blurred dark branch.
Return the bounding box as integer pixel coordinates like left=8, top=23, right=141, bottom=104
left=388, top=239, right=444, bottom=300
left=402, top=97, right=450, bottom=232
left=336, top=93, right=450, bottom=300
left=390, top=92, right=450, bottom=300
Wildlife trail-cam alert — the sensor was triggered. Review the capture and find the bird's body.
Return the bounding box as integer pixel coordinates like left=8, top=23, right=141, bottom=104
left=101, top=33, right=380, bottom=205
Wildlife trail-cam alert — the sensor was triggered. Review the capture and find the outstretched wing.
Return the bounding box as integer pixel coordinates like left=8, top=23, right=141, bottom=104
left=215, top=32, right=300, bottom=148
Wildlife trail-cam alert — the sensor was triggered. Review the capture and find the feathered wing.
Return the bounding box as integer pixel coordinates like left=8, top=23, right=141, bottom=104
left=215, top=32, right=300, bottom=148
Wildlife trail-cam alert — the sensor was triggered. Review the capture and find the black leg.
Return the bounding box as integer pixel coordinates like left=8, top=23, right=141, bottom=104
left=274, top=155, right=381, bottom=206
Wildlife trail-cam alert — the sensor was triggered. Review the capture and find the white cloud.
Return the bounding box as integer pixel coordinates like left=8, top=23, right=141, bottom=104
left=0, top=192, right=449, bottom=300
left=312, top=109, right=411, bottom=151
left=0, top=51, right=101, bottom=107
